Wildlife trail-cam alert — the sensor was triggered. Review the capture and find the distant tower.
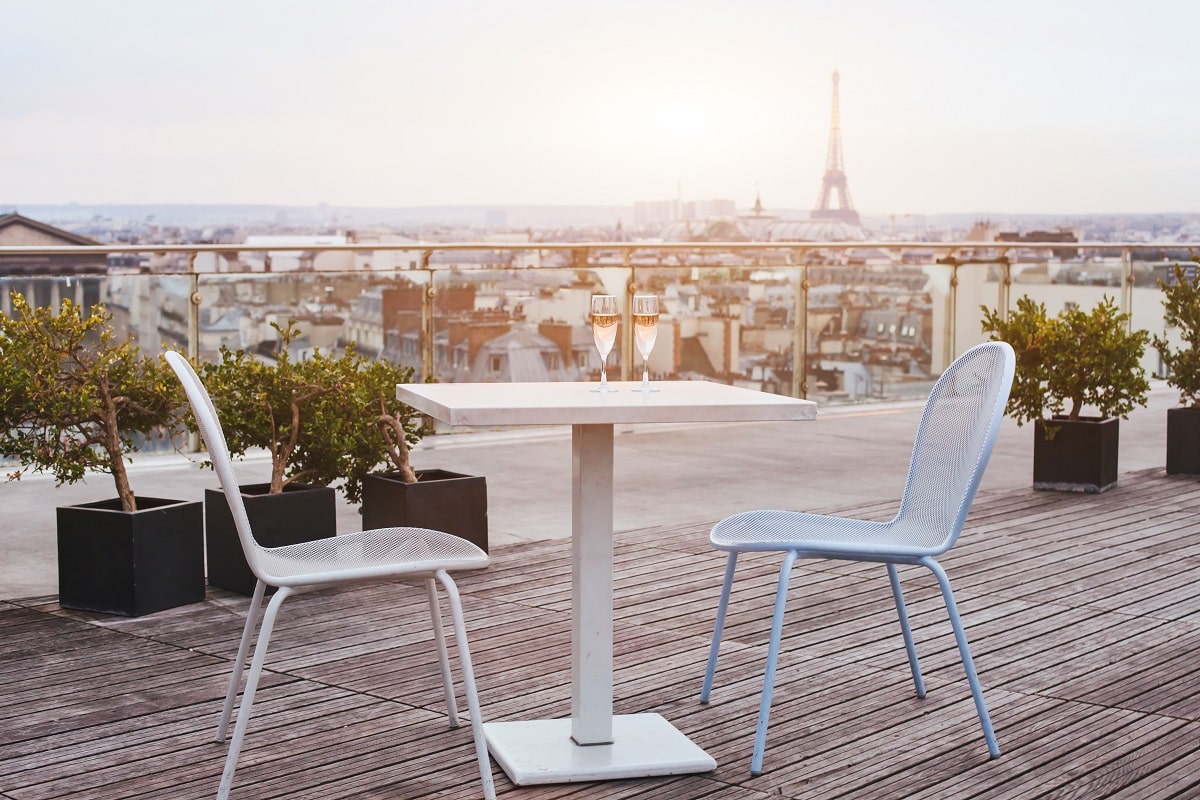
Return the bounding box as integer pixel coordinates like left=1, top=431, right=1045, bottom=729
left=811, top=69, right=861, bottom=225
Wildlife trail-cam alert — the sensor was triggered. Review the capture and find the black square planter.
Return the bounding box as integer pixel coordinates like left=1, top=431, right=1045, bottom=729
left=1166, top=406, right=1200, bottom=475
left=1033, top=416, right=1120, bottom=493
left=361, top=470, right=488, bottom=553
left=57, top=496, right=205, bottom=617
left=205, top=483, right=336, bottom=596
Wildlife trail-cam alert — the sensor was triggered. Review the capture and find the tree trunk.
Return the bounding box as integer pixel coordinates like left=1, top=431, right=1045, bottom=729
left=377, top=407, right=417, bottom=483
left=268, top=446, right=289, bottom=494
left=110, top=447, right=136, bottom=512
left=98, top=377, right=137, bottom=512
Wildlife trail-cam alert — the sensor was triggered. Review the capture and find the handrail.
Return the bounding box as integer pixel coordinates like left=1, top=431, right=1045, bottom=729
left=0, top=240, right=1195, bottom=258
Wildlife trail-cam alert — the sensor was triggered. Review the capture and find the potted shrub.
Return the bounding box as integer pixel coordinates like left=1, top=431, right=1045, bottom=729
left=192, top=321, right=361, bottom=596
left=0, top=292, right=202, bottom=616
left=981, top=294, right=1150, bottom=493
left=347, top=359, right=489, bottom=553
left=1152, top=262, right=1200, bottom=475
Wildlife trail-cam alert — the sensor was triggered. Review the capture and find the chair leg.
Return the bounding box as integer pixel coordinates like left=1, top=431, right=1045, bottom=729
left=700, top=552, right=738, bottom=704
left=886, top=563, right=926, bottom=699
left=751, top=550, right=797, bottom=776
left=216, top=586, right=292, bottom=800
left=426, top=577, right=460, bottom=727
left=216, top=580, right=266, bottom=743
left=922, top=557, right=1001, bottom=759
left=435, top=570, right=497, bottom=800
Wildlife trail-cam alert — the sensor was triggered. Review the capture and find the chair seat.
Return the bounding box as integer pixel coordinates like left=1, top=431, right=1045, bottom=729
left=259, top=526, right=489, bottom=586
left=711, top=510, right=943, bottom=560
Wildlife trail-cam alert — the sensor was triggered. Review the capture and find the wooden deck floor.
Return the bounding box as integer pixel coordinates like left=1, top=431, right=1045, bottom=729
left=3, top=466, right=1200, bottom=799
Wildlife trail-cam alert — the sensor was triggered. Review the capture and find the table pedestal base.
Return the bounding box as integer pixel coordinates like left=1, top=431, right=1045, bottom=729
left=483, top=713, right=716, bottom=785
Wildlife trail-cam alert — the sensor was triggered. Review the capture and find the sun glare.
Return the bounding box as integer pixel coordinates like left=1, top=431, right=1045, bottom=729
left=644, top=99, right=718, bottom=143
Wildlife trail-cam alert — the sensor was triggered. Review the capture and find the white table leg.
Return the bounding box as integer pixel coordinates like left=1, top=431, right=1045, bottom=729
left=570, top=422, right=614, bottom=744
left=482, top=422, right=715, bottom=784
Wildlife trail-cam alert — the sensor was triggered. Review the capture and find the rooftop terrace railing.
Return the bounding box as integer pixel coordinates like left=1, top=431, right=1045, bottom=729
left=1, top=240, right=1196, bottom=405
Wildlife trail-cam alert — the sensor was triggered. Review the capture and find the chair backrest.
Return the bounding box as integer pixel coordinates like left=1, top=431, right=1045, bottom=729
left=165, top=351, right=271, bottom=583
left=893, top=340, right=1015, bottom=553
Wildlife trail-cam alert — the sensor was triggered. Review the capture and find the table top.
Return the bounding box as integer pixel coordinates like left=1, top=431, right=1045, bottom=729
left=397, top=380, right=818, bottom=427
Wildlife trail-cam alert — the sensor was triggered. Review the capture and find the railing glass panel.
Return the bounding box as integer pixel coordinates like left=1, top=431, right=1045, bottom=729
left=2, top=242, right=1195, bottom=407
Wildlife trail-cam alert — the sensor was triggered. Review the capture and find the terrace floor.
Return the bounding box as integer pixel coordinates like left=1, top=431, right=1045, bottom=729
left=4, top=464, right=1200, bottom=799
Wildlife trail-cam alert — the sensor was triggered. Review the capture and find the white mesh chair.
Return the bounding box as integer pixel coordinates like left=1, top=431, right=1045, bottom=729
left=165, top=351, right=495, bottom=800
left=699, top=341, right=1014, bottom=775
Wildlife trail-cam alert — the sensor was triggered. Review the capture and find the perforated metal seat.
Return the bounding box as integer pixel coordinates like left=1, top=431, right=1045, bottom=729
left=255, top=526, right=487, bottom=583
left=700, top=341, right=1015, bottom=775
left=165, top=351, right=495, bottom=800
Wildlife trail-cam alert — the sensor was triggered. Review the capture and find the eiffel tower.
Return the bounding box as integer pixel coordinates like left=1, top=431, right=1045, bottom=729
left=811, top=69, right=861, bottom=226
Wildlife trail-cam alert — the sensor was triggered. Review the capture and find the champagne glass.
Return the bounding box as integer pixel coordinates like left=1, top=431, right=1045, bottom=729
left=590, top=294, right=619, bottom=393
left=632, top=294, right=659, bottom=392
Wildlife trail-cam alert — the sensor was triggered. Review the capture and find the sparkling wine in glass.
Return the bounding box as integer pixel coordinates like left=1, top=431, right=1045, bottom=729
left=590, top=294, right=619, bottom=393
left=632, top=294, right=659, bottom=392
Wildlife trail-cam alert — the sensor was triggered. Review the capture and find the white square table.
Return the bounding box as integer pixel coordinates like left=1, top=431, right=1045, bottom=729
left=396, top=380, right=817, bottom=785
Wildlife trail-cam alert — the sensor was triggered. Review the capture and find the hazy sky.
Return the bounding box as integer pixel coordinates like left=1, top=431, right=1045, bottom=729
left=3, top=0, right=1199, bottom=215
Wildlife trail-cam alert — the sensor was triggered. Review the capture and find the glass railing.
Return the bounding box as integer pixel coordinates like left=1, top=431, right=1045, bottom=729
left=2, top=240, right=1196, bottom=406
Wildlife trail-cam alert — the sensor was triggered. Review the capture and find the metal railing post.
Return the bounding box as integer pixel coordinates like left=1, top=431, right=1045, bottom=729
left=421, top=250, right=434, bottom=383
left=186, top=250, right=202, bottom=452
left=622, top=250, right=634, bottom=382
left=998, top=255, right=1012, bottom=320
left=1121, top=247, right=1134, bottom=330
left=187, top=252, right=200, bottom=361
left=793, top=255, right=808, bottom=399
left=947, top=261, right=959, bottom=366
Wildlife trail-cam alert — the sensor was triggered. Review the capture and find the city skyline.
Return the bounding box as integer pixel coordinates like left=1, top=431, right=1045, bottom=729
left=3, top=0, right=1199, bottom=216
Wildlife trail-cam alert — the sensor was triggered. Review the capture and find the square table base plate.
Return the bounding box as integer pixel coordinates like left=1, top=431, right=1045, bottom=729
left=483, top=713, right=717, bottom=785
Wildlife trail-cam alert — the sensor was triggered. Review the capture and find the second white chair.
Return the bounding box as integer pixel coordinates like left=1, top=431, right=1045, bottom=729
left=699, top=341, right=1014, bottom=775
